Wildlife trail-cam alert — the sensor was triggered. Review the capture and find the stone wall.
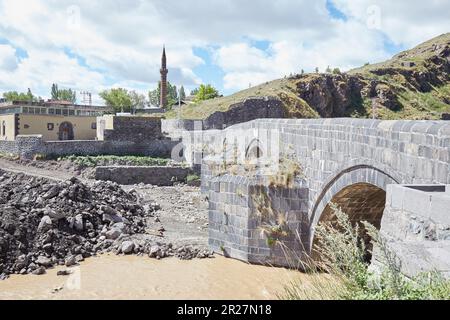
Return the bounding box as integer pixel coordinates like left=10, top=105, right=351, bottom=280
left=0, top=135, right=177, bottom=159
left=203, top=97, right=285, bottom=130
left=162, top=119, right=202, bottom=139
left=372, top=184, right=450, bottom=278
left=95, top=166, right=192, bottom=186
left=102, top=116, right=164, bottom=142
left=208, top=174, right=309, bottom=267
left=0, top=139, right=17, bottom=155
left=161, top=97, right=285, bottom=137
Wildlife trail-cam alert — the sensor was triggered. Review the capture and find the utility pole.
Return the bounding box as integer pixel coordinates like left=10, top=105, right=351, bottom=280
left=177, top=86, right=182, bottom=119
left=80, top=91, right=92, bottom=106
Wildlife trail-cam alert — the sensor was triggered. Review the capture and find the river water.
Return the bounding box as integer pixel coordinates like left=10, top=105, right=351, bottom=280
left=0, top=254, right=321, bottom=300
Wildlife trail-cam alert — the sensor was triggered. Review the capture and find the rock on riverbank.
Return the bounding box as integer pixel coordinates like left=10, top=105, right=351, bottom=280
left=0, top=170, right=212, bottom=279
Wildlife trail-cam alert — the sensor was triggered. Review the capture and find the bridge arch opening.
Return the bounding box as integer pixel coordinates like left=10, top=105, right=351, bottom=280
left=245, top=139, right=264, bottom=161
left=313, top=182, right=386, bottom=261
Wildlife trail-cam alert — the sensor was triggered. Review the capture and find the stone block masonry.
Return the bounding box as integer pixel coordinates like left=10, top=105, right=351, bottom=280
left=161, top=96, right=285, bottom=138
left=95, top=166, right=192, bottom=186
left=208, top=174, right=309, bottom=267
left=0, top=135, right=177, bottom=159
left=373, top=184, right=450, bottom=278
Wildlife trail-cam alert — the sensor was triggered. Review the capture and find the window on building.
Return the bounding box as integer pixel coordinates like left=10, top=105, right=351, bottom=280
left=47, top=123, right=54, bottom=131
left=56, top=109, right=62, bottom=115
left=91, top=122, right=97, bottom=130
left=69, top=109, right=75, bottom=116
left=22, top=107, right=29, bottom=113
left=35, top=108, right=41, bottom=114
left=49, top=108, right=55, bottom=115
left=76, top=110, right=81, bottom=116
left=62, top=109, right=68, bottom=116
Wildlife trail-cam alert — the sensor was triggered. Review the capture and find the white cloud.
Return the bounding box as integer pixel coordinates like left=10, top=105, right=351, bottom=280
left=215, top=19, right=391, bottom=91
left=0, top=0, right=448, bottom=99
left=332, top=0, right=450, bottom=47
left=0, top=44, right=18, bottom=72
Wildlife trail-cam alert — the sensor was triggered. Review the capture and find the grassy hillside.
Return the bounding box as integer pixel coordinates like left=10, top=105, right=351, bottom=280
left=165, top=77, right=320, bottom=120
left=167, top=33, right=450, bottom=120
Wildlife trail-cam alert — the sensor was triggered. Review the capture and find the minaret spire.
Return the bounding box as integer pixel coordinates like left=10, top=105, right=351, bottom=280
left=160, top=46, right=168, bottom=108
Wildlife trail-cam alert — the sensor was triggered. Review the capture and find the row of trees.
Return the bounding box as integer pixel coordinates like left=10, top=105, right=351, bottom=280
left=2, top=84, right=76, bottom=103
left=2, top=89, right=39, bottom=102
left=51, top=84, right=77, bottom=103
left=100, top=82, right=220, bottom=113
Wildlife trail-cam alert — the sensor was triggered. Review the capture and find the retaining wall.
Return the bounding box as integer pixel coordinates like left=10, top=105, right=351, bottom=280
left=372, top=184, right=450, bottom=278
left=95, top=166, right=192, bottom=186
left=0, top=135, right=177, bottom=159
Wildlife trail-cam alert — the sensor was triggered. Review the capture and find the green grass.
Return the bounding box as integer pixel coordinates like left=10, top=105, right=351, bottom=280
left=280, top=204, right=450, bottom=300
left=186, top=174, right=201, bottom=183
left=59, top=155, right=170, bottom=168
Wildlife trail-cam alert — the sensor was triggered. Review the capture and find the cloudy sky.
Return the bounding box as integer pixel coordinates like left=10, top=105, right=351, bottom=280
left=0, top=0, right=449, bottom=104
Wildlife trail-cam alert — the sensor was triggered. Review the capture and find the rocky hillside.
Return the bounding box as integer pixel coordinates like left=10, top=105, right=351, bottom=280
left=169, top=33, right=449, bottom=120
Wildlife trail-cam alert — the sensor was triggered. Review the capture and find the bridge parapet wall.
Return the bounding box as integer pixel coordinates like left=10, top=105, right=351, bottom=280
left=373, top=184, right=450, bottom=278
left=199, top=118, right=449, bottom=216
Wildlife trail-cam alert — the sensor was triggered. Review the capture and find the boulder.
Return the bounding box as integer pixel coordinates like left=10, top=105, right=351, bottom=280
left=121, top=241, right=135, bottom=254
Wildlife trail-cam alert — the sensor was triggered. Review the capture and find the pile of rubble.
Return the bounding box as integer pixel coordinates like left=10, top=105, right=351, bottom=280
left=0, top=170, right=212, bottom=279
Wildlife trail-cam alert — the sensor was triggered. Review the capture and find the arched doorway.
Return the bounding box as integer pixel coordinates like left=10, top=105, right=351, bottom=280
left=313, top=182, right=386, bottom=261
left=58, top=122, right=74, bottom=141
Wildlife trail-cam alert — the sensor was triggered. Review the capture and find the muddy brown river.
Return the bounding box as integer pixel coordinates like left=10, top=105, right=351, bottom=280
left=0, top=254, right=323, bottom=300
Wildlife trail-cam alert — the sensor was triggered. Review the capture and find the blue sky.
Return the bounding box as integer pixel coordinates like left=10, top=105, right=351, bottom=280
left=0, top=0, right=448, bottom=104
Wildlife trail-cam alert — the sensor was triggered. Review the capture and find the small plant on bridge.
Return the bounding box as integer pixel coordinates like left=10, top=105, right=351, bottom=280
left=251, top=186, right=292, bottom=248
left=268, top=153, right=304, bottom=189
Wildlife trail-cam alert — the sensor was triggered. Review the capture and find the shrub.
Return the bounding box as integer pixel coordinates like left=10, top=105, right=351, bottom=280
left=186, top=174, right=201, bottom=183
left=60, top=155, right=170, bottom=168
left=281, top=204, right=450, bottom=300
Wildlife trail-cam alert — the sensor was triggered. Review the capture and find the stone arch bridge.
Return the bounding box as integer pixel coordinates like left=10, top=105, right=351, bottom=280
left=182, top=118, right=450, bottom=269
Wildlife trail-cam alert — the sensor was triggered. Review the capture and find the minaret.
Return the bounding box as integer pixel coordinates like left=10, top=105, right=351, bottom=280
left=160, top=46, right=168, bottom=108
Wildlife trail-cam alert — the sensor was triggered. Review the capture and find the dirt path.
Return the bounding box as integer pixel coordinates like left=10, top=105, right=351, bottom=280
left=128, top=184, right=209, bottom=247
left=0, top=158, right=80, bottom=182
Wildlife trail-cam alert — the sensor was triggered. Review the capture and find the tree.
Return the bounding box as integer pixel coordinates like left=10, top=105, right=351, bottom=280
left=129, top=90, right=147, bottom=113
left=179, top=86, right=186, bottom=101
left=301, top=69, right=305, bottom=75
left=193, top=84, right=219, bottom=102
left=3, top=89, right=38, bottom=102
left=50, top=83, right=76, bottom=103
left=148, top=81, right=178, bottom=109
left=332, top=68, right=342, bottom=75
left=99, top=88, right=133, bottom=113
left=326, top=66, right=332, bottom=73
left=315, top=67, right=319, bottom=73
left=51, top=84, right=59, bottom=100
left=190, top=88, right=199, bottom=96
